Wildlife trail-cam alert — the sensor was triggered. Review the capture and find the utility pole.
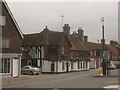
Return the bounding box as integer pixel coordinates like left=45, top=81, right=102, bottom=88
left=101, top=17, right=106, bottom=76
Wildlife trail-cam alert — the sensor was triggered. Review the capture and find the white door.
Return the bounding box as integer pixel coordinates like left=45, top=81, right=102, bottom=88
left=13, top=59, right=19, bottom=77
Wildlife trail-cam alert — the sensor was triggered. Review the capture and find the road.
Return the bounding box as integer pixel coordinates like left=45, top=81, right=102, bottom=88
left=2, top=69, right=118, bottom=89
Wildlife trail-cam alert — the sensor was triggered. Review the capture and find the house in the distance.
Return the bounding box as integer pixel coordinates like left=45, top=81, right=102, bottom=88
left=66, top=27, right=90, bottom=71
left=41, top=26, right=72, bottom=73
left=22, top=30, right=45, bottom=71
left=22, top=26, right=72, bottom=73
left=0, top=1, right=23, bottom=78
left=107, top=40, right=120, bottom=65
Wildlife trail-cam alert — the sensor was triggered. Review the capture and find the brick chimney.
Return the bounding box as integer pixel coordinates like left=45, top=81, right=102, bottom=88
left=110, top=40, right=117, bottom=46
left=63, top=24, right=70, bottom=36
left=44, top=26, right=49, bottom=45
left=44, top=26, right=49, bottom=31
left=78, top=27, right=84, bottom=41
left=84, top=35, right=88, bottom=42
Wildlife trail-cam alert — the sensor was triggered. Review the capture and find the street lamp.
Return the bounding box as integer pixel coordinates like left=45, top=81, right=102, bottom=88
left=101, top=17, right=107, bottom=76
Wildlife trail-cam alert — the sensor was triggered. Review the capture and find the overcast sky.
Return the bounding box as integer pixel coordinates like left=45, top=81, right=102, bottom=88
left=5, top=0, right=118, bottom=44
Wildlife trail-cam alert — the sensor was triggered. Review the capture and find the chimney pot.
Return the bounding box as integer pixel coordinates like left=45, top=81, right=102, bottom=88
left=84, top=35, right=88, bottom=42
left=67, top=24, right=69, bottom=26
left=44, top=26, right=49, bottom=30
left=110, top=40, right=117, bottom=46
left=63, top=24, right=70, bottom=36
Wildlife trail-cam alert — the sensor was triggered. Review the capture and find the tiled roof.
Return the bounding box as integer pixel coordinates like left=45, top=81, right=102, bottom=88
left=71, top=41, right=79, bottom=50
left=23, top=33, right=45, bottom=46
left=48, top=31, right=64, bottom=45
left=70, top=34, right=108, bottom=51
left=70, top=35, right=89, bottom=51
left=107, top=45, right=118, bottom=55
left=83, top=41, right=101, bottom=50
left=23, top=29, right=69, bottom=46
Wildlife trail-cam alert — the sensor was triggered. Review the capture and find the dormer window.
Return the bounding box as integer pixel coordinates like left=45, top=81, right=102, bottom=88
left=0, top=16, right=6, bottom=26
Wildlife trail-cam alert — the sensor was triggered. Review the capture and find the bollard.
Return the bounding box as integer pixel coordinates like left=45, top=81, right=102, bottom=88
left=98, top=67, right=103, bottom=76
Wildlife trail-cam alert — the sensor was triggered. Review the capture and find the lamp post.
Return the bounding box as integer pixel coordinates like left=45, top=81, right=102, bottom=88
left=101, top=17, right=106, bottom=76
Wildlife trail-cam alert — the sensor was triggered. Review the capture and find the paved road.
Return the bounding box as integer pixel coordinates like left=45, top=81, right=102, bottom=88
left=2, top=69, right=119, bottom=88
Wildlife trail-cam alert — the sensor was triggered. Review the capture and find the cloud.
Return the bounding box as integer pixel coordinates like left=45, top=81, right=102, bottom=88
left=6, top=2, right=118, bottom=43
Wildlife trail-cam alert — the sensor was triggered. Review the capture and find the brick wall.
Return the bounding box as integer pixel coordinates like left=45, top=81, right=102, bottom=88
left=2, top=3, right=22, bottom=53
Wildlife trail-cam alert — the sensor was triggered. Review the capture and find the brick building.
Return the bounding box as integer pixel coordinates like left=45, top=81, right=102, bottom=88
left=0, top=1, right=23, bottom=77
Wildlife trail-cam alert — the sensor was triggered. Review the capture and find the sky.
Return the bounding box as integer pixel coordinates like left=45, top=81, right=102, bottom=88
left=5, top=0, right=119, bottom=44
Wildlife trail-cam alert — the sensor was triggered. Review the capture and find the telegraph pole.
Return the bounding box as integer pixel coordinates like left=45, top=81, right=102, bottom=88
left=101, top=17, right=106, bottom=76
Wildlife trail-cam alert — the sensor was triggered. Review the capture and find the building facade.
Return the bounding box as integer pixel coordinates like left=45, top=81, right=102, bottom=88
left=0, top=1, right=23, bottom=78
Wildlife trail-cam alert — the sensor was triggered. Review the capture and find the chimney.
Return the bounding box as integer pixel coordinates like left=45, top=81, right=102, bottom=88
left=84, top=35, right=88, bottom=42
left=44, top=26, right=49, bottom=45
left=78, top=27, right=84, bottom=41
left=63, top=24, right=70, bottom=36
left=110, top=40, right=117, bottom=46
left=44, top=26, right=49, bottom=31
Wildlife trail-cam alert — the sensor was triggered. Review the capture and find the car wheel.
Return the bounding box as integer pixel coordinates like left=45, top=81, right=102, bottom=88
left=30, top=71, right=34, bottom=75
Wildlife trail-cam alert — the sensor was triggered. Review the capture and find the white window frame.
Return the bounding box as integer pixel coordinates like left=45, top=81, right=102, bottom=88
left=0, top=58, right=11, bottom=74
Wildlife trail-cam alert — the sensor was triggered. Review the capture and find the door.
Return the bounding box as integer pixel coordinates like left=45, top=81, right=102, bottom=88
left=13, top=59, right=19, bottom=77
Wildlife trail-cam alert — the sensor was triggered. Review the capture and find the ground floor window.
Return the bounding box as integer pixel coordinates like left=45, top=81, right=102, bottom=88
left=71, top=62, right=73, bottom=69
left=51, top=62, right=54, bottom=72
left=81, top=62, right=82, bottom=69
left=86, top=62, right=88, bottom=68
left=0, top=58, right=10, bottom=73
left=83, top=62, right=85, bottom=69
left=62, top=62, right=65, bottom=70
left=78, top=62, right=80, bottom=69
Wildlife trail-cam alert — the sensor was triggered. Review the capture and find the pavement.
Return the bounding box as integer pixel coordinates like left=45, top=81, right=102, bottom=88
left=103, top=85, right=119, bottom=88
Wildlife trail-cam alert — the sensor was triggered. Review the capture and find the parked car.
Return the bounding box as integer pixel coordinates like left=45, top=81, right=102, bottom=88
left=107, top=63, right=116, bottom=70
left=115, top=63, right=120, bottom=69
left=21, top=66, right=40, bottom=75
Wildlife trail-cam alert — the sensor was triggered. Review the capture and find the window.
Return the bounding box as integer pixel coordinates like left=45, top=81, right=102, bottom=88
left=71, top=62, right=73, bottom=69
left=0, top=58, right=10, bottom=73
left=62, top=62, right=65, bottom=70
left=78, top=62, right=80, bottom=69
left=86, top=62, right=88, bottom=68
left=77, top=52, right=79, bottom=57
left=2, top=38, right=9, bottom=48
left=83, top=62, right=85, bottom=69
left=90, top=51, right=93, bottom=56
left=81, top=62, right=82, bottom=69
left=94, top=51, right=96, bottom=56
left=0, top=16, right=6, bottom=26
left=71, top=51, right=74, bottom=58
left=61, top=46, right=65, bottom=55
left=51, top=62, right=54, bottom=72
